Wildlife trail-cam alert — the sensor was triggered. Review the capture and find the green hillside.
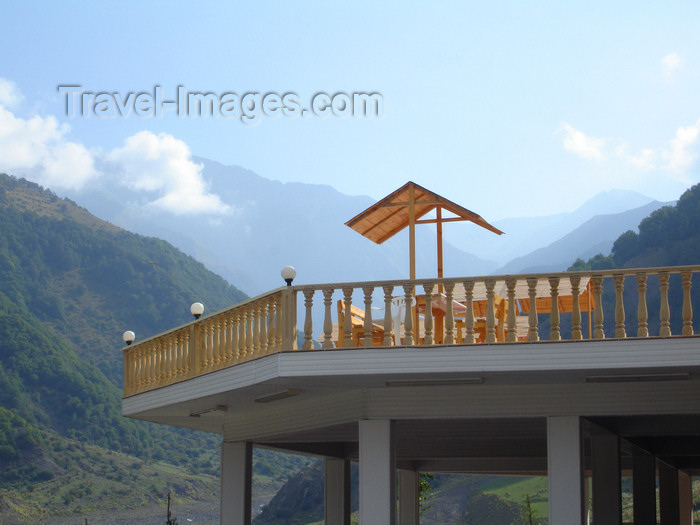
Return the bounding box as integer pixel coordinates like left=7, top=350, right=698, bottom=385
left=0, top=173, right=307, bottom=523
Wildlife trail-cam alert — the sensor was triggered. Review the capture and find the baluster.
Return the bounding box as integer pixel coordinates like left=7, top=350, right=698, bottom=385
left=204, top=320, right=213, bottom=371
left=342, top=287, right=354, bottom=347
left=174, top=332, right=183, bottom=382
left=444, top=282, right=455, bottom=345
left=153, top=339, right=161, bottom=387
left=245, top=305, right=254, bottom=359
left=265, top=298, right=275, bottom=354
left=659, top=272, right=671, bottom=337
left=162, top=337, right=171, bottom=386
left=237, top=307, right=247, bottom=361
left=422, top=283, right=434, bottom=345
left=253, top=303, right=263, bottom=356
left=403, top=284, right=415, bottom=345
left=570, top=276, right=582, bottom=340
left=363, top=285, right=375, bottom=347
left=636, top=273, right=649, bottom=338
left=527, top=278, right=539, bottom=342
left=485, top=279, right=496, bottom=343
left=303, top=290, right=315, bottom=350
left=220, top=314, right=229, bottom=366
left=275, top=294, right=283, bottom=351
left=150, top=340, right=158, bottom=389
left=463, top=280, right=475, bottom=344
left=133, top=346, right=141, bottom=392
left=549, top=277, right=561, bottom=341
left=383, top=285, right=394, bottom=346
left=322, top=288, right=334, bottom=349
left=183, top=329, right=191, bottom=377
left=213, top=317, right=222, bottom=369
left=259, top=300, right=269, bottom=356
left=592, top=276, right=605, bottom=339
left=613, top=275, right=626, bottom=338
left=230, top=310, right=240, bottom=362
left=682, top=271, right=694, bottom=336
left=505, top=278, right=517, bottom=342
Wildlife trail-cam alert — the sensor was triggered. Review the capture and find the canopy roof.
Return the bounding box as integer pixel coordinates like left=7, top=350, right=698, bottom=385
left=345, top=181, right=503, bottom=244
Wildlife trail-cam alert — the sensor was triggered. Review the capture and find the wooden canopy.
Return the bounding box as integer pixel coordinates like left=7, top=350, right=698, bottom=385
left=346, top=181, right=503, bottom=279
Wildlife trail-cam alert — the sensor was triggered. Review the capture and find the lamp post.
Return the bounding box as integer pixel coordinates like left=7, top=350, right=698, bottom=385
left=281, top=266, right=296, bottom=286
left=190, top=302, right=204, bottom=319
left=122, top=330, right=135, bottom=346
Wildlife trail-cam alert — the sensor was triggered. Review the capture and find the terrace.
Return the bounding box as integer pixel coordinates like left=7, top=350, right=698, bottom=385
left=121, top=183, right=700, bottom=525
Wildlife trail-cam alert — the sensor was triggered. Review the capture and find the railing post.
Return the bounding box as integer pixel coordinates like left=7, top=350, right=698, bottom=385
left=613, top=274, right=626, bottom=339
left=485, top=279, right=496, bottom=343
left=527, top=278, right=539, bottom=342
left=592, top=276, right=605, bottom=339
left=570, top=276, right=582, bottom=340
left=403, top=284, right=415, bottom=345
left=282, top=287, right=298, bottom=350
left=636, top=272, right=649, bottom=338
left=190, top=323, right=201, bottom=376
left=303, top=289, right=315, bottom=350
left=463, top=280, right=475, bottom=344
left=342, top=287, right=354, bottom=348
left=259, top=300, right=269, bottom=355
left=422, top=283, right=434, bottom=345
left=659, top=272, right=671, bottom=337
left=444, top=282, right=456, bottom=344
left=363, top=285, right=375, bottom=347
left=264, top=299, right=274, bottom=355
left=322, top=288, right=334, bottom=349
left=383, top=285, right=394, bottom=346
left=681, top=271, right=694, bottom=336
left=549, top=277, right=561, bottom=341
left=505, top=278, right=517, bottom=342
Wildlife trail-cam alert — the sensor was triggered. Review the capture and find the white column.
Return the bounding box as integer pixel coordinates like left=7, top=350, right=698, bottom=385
left=659, top=461, right=680, bottom=525
left=398, top=470, right=420, bottom=525
left=359, top=419, right=396, bottom=525
left=547, top=416, right=585, bottom=525
left=632, top=448, right=656, bottom=525
left=325, top=459, right=351, bottom=525
left=220, top=441, right=252, bottom=525
left=591, top=432, right=621, bottom=525
left=679, top=471, right=693, bottom=525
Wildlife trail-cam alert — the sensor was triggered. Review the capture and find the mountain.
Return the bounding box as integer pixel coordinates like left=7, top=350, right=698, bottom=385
left=451, top=189, right=657, bottom=268
left=62, top=158, right=498, bottom=295
left=495, top=200, right=671, bottom=274
left=0, top=173, right=307, bottom=523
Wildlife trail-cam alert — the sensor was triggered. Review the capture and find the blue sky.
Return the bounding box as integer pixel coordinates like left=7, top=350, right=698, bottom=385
left=1, top=1, right=699, bottom=220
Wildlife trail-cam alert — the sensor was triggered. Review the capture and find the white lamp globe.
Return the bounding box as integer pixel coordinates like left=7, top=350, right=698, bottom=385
left=190, top=302, right=204, bottom=319
left=281, top=266, right=296, bottom=286
left=123, top=330, right=135, bottom=346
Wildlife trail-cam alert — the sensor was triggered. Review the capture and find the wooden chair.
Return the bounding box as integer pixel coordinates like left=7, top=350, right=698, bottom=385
left=336, top=300, right=389, bottom=347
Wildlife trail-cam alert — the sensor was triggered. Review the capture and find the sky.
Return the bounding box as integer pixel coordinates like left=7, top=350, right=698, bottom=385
left=1, top=1, right=700, bottom=221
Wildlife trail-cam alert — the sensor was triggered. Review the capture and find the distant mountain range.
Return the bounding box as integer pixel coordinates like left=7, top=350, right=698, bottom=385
left=59, top=159, right=674, bottom=295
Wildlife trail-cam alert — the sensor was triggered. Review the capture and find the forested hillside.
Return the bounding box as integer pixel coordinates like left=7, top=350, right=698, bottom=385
left=0, top=174, right=306, bottom=523
left=570, top=183, right=700, bottom=337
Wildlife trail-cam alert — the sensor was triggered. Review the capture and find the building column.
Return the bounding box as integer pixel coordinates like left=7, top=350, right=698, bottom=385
left=359, top=419, right=396, bottom=525
left=325, top=459, right=351, bottom=525
left=547, top=416, right=585, bottom=525
left=220, top=441, right=252, bottom=525
left=398, top=470, right=420, bottom=525
left=659, top=460, right=680, bottom=525
left=591, top=432, right=621, bottom=525
left=679, top=470, right=693, bottom=525
left=632, top=447, right=657, bottom=525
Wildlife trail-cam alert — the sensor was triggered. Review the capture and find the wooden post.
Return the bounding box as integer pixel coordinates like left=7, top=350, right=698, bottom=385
left=408, top=184, right=416, bottom=281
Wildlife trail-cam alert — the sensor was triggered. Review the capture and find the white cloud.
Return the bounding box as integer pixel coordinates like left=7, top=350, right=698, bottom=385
left=560, top=123, right=605, bottom=160
left=0, top=78, right=230, bottom=215
left=625, top=148, right=657, bottom=170
left=106, top=131, right=232, bottom=216
left=662, top=118, right=700, bottom=177
left=0, top=103, right=97, bottom=189
left=662, top=52, right=682, bottom=80
left=0, top=78, right=23, bottom=108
